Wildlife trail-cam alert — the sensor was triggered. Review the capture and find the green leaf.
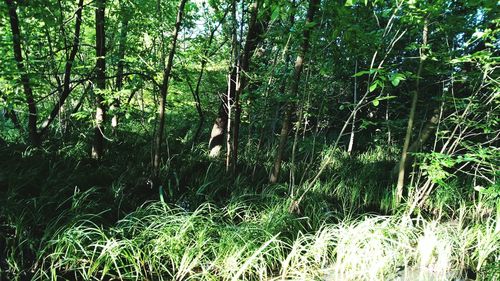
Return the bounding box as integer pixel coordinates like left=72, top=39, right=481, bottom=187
left=390, top=73, right=406, bottom=87
left=271, top=7, right=280, bottom=21
left=345, top=0, right=353, bottom=6
left=304, top=21, right=317, bottom=29
left=391, top=77, right=401, bottom=86
left=369, top=82, right=378, bottom=92
left=372, top=99, right=380, bottom=106
left=353, top=70, right=370, bottom=77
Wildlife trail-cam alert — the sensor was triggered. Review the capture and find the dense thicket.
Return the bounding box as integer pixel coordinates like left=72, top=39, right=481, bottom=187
left=0, top=0, right=498, bottom=280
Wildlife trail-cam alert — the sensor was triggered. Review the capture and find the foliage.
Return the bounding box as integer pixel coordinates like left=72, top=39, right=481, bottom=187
left=0, top=0, right=498, bottom=280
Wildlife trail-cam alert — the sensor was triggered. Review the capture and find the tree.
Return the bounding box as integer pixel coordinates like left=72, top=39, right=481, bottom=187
left=186, top=4, right=229, bottom=145
left=5, top=0, right=38, bottom=145
left=208, top=0, right=270, bottom=165
left=208, top=0, right=238, bottom=158
left=153, top=0, right=189, bottom=179
left=270, top=0, right=320, bottom=183
left=231, top=0, right=270, bottom=171
left=395, top=18, right=428, bottom=203
left=5, top=0, right=85, bottom=146
left=111, top=0, right=131, bottom=133
left=92, top=0, right=107, bottom=160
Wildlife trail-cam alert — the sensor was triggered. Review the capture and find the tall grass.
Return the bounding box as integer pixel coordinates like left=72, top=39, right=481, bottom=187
left=1, top=141, right=498, bottom=280
left=32, top=201, right=498, bottom=280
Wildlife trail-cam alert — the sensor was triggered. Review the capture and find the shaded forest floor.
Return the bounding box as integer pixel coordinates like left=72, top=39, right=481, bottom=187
left=0, top=133, right=498, bottom=280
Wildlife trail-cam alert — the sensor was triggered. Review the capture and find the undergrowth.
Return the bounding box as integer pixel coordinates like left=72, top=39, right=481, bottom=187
left=0, top=137, right=498, bottom=280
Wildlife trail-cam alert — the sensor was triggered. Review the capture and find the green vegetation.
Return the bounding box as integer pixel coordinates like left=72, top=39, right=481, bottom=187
left=0, top=0, right=498, bottom=280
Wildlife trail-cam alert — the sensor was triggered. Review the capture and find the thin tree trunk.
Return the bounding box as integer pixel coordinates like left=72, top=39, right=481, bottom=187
left=347, top=60, right=358, bottom=154
left=408, top=107, right=439, bottom=153
left=153, top=0, right=188, bottom=177
left=72, top=85, right=88, bottom=115
left=270, top=0, right=319, bottom=183
left=209, top=1, right=237, bottom=158
left=5, top=0, right=39, bottom=145
left=43, top=25, right=63, bottom=99
left=111, top=2, right=130, bottom=133
left=92, top=0, right=107, bottom=160
left=189, top=10, right=227, bottom=145
left=290, top=104, right=303, bottom=188
left=185, top=77, right=203, bottom=145
left=268, top=4, right=295, bottom=179
left=395, top=19, right=428, bottom=203
left=392, top=106, right=440, bottom=178
left=225, top=0, right=238, bottom=169
left=1, top=94, right=22, bottom=132
left=226, top=70, right=236, bottom=170
left=40, top=0, right=85, bottom=135
left=231, top=0, right=270, bottom=171
left=209, top=0, right=269, bottom=162
left=386, top=91, right=391, bottom=145
left=290, top=66, right=312, bottom=189
left=270, top=105, right=291, bottom=183
left=126, top=88, right=139, bottom=105
left=190, top=38, right=210, bottom=145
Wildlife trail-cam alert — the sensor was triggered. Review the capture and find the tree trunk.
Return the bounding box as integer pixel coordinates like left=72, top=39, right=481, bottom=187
left=209, top=0, right=269, bottom=162
left=347, top=60, right=358, bottom=154
left=291, top=66, right=312, bottom=188
left=153, top=0, right=188, bottom=177
left=231, top=0, right=270, bottom=171
left=209, top=0, right=238, bottom=158
left=386, top=91, right=391, bottom=145
left=5, top=0, right=39, bottom=146
left=270, top=0, right=319, bottom=183
left=268, top=3, right=295, bottom=182
left=1, top=93, right=22, bottom=132
left=395, top=19, right=428, bottom=203
left=191, top=8, right=230, bottom=147
left=226, top=69, right=236, bottom=170
left=407, top=107, right=439, bottom=153
left=92, top=0, right=107, bottom=160
left=209, top=98, right=229, bottom=157
left=40, top=0, right=85, bottom=135
left=392, top=106, right=440, bottom=178
left=111, top=2, right=130, bottom=133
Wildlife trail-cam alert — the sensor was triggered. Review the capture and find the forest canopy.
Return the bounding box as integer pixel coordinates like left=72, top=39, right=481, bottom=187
left=0, top=0, right=498, bottom=280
